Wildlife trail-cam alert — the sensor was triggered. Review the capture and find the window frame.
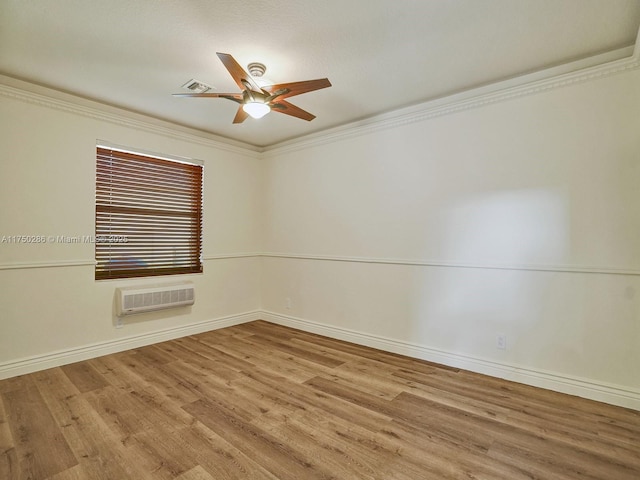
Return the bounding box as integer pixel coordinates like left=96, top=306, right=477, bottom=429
left=95, top=142, right=204, bottom=281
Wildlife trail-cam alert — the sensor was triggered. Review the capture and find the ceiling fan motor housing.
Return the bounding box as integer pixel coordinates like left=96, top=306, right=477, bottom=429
left=242, top=90, right=269, bottom=103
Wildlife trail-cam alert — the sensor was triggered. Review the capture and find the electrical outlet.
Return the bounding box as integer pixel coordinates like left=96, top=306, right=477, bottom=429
left=285, top=297, right=292, bottom=310
left=497, top=334, right=507, bottom=350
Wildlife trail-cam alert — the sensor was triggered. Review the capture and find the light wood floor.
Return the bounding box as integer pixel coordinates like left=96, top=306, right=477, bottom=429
left=1, top=321, right=638, bottom=479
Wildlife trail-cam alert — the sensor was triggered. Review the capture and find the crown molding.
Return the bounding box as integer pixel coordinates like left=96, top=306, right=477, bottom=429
left=2, top=29, right=639, bottom=158
left=263, top=43, right=639, bottom=157
left=0, top=74, right=261, bottom=158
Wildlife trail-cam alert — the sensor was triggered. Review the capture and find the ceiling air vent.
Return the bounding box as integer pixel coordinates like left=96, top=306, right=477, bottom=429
left=181, top=79, right=213, bottom=94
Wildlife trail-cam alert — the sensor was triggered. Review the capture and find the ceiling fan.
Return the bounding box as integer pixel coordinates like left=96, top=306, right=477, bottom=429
left=174, top=52, right=331, bottom=123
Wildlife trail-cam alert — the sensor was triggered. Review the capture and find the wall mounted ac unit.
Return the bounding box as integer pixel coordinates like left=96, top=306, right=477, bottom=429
left=115, top=282, right=195, bottom=316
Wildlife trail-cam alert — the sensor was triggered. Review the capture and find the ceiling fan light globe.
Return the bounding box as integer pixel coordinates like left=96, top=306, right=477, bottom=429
left=243, top=102, right=270, bottom=119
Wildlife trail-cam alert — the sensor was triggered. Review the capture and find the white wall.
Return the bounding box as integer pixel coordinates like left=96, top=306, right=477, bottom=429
left=0, top=79, right=262, bottom=372
left=1, top=62, right=639, bottom=409
left=261, top=68, right=640, bottom=407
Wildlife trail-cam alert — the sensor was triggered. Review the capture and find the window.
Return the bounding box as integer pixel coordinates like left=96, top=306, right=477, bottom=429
left=95, top=144, right=203, bottom=280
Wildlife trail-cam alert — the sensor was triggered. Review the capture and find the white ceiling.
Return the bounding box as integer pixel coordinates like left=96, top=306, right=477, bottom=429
left=1, top=0, right=639, bottom=148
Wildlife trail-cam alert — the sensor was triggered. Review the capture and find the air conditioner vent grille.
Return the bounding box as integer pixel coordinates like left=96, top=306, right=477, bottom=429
left=181, top=79, right=212, bottom=93
left=116, top=282, right=195, bottom=316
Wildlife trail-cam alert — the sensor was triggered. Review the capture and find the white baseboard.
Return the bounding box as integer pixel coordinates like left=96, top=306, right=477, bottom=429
left=0, top=310, right=261, bottom=380
left=3, top=309, right=638, bottom=411
left=261, top=311, right=640, bottom=411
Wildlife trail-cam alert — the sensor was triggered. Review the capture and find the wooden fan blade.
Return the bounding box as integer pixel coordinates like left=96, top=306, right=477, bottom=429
left=271, top=100, right=316, bottom=121
left=233, top=105, right=249, bottom=124
left=216, top=52, right=262, bottom=92
left=173, top=92, right=243, bottom=103
left=262, top=78, right=331, bottom=99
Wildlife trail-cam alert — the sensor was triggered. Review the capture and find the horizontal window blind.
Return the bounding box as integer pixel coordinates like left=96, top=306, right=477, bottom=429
left=95, top=146, right=203, bottom=280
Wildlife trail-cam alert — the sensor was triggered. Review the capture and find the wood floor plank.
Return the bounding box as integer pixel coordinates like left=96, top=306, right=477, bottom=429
left=234, top=322, right=375, bottom=366
left=174, top=465, right=216, bottom=480
left=87, top=353, right=151, bottom=391
left=201, top=332, right=345, bottom=385
left=61, top=361, right=109, bottom=393
left=395, top=358, right=640, bottom=447
left=236, top=322, right=369, bottom=365
left=84, top=379, right=195, bottom=443
left=456, top=368, right=640, bottom=424
left=377, top=419, right=543, bottom=480
left=392, top=390, right=496, bottom=455
left=394, top=390, right=639, bottom=480
left=2, top=383, right=78, bottom=479
left=0, top=374, right=35, bottom=394
left=250, top=410, right=387, bottom=479
left=209, top=335, right=320, bottom=383
left=196, top=325, right=255, bottom=342
left=239, top=367, right=395, bottom=433
left=248, top=321, right=459, bottom=374
left=242, top=322, right=362, bottom=363
left=126, top=429, right=198, bottom=480
left=172, top=422, right=280, bottom=480
left=243, top=333, right=346, bottom=368
left=47, top=464, right=88, bottom=480
left=304, top=375, right=400, bottom=419
left=170, top=336, right=255, bottom=380
left=597, top=418, right=640, bottom=447
left=160, top=360, right=267, bottom=422
left=132, top=343, right=180, bottom=365
left=488, top=438, right=637, bottom=480
left=392, top=372, right=640, bottom=469
left=183, top=398, right=335, bottom=480
left=0, top=320, right=637, bottom=480
left=0, top=395, right=17, bottom=480
left=327, top=360, right=411, bottom=400
left=234, top=376, right=309, bottom=420
left=33, top=368, right=154, bottom=480
left=391, top=369, right=513, bottom=421
left=109, top=352, right=201, bottom=406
